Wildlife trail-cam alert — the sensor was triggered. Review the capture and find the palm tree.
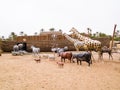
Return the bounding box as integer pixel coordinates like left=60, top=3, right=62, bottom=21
left=116, top=30, right=120, bottom=37
left=20, top=31, right=24, bottom=36
left=8, top=32, right=17, bottom=41
left=87, top=28, right=90, bottom=34
left=93, top=33, right=96, bottom=37
left=89, top=29, right=92, bottom=35
left=40, top=28, right=44, bottom=34
left=49, top=28, right=55, bottom=31
left=11, top=32, right=17, bottom=40
left=40, top=28, right=44, bottom=32
left=87, top=28, right=92, bottom=37
left=24, top=34, right=27, bottom=36
left=1, top=36, right=4, bottom=40
left=59, top=29, right=62, bottom=32
left=96, top=32, right=99, bottom=37
left=34, top=32, right=38, bottom=35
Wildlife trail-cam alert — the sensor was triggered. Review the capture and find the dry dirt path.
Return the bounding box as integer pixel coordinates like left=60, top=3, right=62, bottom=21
left=0, top=52, right=120, bottom=90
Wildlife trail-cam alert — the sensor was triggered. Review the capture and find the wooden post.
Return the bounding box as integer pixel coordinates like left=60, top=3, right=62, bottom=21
left=0, top=48, right=2, bottom=56
left=111, top=24, right=117, bottom=49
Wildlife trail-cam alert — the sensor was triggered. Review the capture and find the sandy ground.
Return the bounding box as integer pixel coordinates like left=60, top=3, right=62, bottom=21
left=0, top=51, right=120, bottom=90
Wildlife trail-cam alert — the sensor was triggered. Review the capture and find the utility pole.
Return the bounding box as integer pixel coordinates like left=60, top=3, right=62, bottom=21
left=111, top=24, right=117, bottom=49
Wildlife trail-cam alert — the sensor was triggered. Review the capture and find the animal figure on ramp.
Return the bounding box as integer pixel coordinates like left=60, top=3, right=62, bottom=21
left=31, top=45, right=40, bottom=57
left=59, top=52, right=73, bottom=63
left=72, top=51, right=92, bottom=66
left=99, top=46, right=113, bottom=60
left=13, top=45, right=19, bottom=52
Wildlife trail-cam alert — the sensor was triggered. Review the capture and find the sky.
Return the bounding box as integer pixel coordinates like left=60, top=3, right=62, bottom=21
left=0, top=0, right=120, bottom=38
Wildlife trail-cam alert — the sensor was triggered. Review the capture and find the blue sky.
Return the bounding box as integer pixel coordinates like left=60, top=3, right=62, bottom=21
left=0, top=0, right=120, bottom=38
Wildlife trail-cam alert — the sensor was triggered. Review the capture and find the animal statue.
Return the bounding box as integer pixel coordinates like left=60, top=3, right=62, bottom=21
left=69, top=27, right=101, bottom=51
left=51, top=46, right=68, bottom=56
left=31, top=45, right=40, bottom=56
left=56, top=61, right=64, bottom=68
left=57, top=47, right=68, bottom=56
left=59, top=52, right=73, bottom=62
left=72, top=51, right=92, bottom=66
left=51, top=47, right=58, bottom=52
left=34, top=56, right=41, bottom=63
left=99, top=46, right=113, bottom=60
left=12, top=43, right=28, bottom=56
left=49, top=55, right=55, bottom=60
left=18, top=43, right=24, bottom=50
left=63, top=33, right=88, bottom=51
left=13, top=45, right=19, bottom=51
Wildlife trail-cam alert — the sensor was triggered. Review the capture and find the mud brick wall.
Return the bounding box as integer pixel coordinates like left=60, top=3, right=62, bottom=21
left=96, top=37, right=110, bottom=47
left=1, top=38, right=75, bottom=52
left=1, top=41, right=16, bottom=52
left=1, top=35, right=110, bottom=52
left=14, top=35, right=75, bottom=52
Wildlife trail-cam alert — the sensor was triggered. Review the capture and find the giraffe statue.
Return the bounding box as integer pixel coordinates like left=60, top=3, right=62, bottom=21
left=69, top=27, right=102, bottom=51
left=63, top=33, right=88, bottom=51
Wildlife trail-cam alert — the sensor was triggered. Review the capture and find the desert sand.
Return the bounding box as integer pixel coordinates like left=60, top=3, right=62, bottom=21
left=0, top=52, right=120, bottom=90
